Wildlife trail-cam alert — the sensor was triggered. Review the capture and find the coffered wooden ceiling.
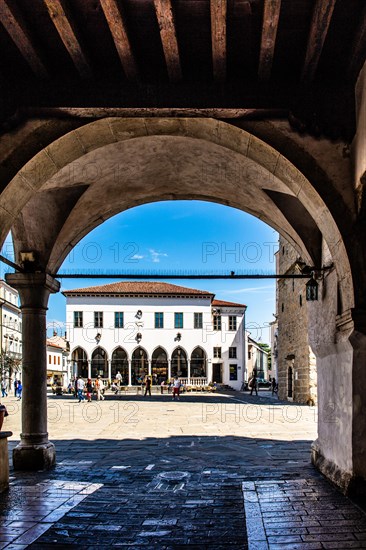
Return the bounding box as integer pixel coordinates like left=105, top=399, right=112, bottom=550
left=0, top=0, right=365, bottom=138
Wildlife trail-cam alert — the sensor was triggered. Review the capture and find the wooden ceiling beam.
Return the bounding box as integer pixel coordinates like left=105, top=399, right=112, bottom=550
left=100, top=0, right=138, bottom=81
left=0, top=0, right=48, bottom=78
left=301, top=0, right=337, bottom=82
left=210, top=0, right=227, bottom=82
left=44, top=0, right=92, bottom=79
left=154, top=0, right=182, bottom=82
left=258, top=0, right=281, bottom=82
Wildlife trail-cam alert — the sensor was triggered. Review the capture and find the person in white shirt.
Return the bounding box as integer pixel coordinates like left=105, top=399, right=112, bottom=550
left=172, top=377, right=181, bottom=401
left=115, top=371, right=122, bottom=387
left=77, top=376, right=85, bottom=402
left=95, top=376, right=105, bottom=401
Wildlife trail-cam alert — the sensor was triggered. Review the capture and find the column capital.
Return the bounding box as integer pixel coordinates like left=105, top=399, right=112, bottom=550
left=6, top=273, right=60, bottom=309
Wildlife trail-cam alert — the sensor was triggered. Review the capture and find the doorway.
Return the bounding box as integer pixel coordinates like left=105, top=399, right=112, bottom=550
left=213, top=363, right=222, bottom=383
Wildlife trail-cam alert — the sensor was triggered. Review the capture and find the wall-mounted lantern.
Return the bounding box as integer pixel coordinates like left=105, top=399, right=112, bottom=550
left=306, top=273, right=319, bottom=301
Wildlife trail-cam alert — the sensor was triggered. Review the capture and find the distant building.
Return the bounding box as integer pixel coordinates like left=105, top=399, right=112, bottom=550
left=275, top=237, right=317, bottom=404
left=46, top=332, right=70, bottom=388
left=247, top=336, right=269, bottom=381
left=0, top=279, right=22, bottom=388
left=63, top=281, right=247, bottom=390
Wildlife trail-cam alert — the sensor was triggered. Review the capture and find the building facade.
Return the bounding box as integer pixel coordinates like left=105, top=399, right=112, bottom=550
left=64, top=282, right=247, bottom=391
left=275, top=237, right=317, bottom=404
left=46, top=333, right=70, bottom=389
left=247, top=337, right=269, bottom=382
left=0, top=279, right=22, bottom=390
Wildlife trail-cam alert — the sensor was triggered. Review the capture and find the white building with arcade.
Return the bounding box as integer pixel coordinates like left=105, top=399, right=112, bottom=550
left=64, top=281, right=247, bottom=390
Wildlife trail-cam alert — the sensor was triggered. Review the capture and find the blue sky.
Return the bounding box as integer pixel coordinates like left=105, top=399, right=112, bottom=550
left=2, top=201, right=278, bottom=344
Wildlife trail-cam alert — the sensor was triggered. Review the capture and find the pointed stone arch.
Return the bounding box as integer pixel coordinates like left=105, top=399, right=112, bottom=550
left=71, top=346, right=88, bottom=379
left=91, top=346, right=108, bottom=379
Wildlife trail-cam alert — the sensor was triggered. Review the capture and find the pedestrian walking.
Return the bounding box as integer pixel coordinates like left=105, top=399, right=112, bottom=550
left=95, top=376, right=105, bottom=401
left=14, top=379, right=18, bottom=397
left=249, top=370, right=258, bottom=396
left=1, top=380, right=7, bottom=398
left=271, top=377, right=278, bottom=396
left=86, top=378, right=93, bottom=402
left=144, top=376, right=152, bottom=397
left=77, top=376, right=85, bottom=402
left=172, top=377, right=181, bottom=401
left=17, top=381, right=22, bottom=400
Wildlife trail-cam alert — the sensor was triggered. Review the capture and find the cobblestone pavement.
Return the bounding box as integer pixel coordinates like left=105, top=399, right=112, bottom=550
left=1, top=390, right=365, bottom=548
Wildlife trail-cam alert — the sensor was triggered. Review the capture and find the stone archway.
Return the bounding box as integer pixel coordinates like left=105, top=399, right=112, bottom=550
left=2, top=116, right=365, bottom=496
left=0, top=117, right=353, bottom=310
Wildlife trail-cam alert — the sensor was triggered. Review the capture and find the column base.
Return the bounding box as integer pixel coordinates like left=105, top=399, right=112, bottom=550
left=0, top=432, right=12, bottom=492
left=13, top=441, right=56, bottom=471
left=311, top=440, right=366, bottom=498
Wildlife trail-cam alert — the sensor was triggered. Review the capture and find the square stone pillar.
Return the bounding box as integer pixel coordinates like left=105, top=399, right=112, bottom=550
left=6, top=273, right=60, bottom=471
left=311, top=302, right=366, bottom=497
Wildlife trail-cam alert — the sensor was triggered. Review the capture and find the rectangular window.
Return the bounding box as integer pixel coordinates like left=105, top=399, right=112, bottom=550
left=229, top=364, right=238, bottom=381
left=229, top=316, right=237, bottom=331
left=175, top=312, right=183, bottom=329
left=74, top=311, right=83, bottom=328
left=213, top=314, right=222, bottom=331
left=213, top=347, right=221, bottom=358
left=115, top=312, right=124, bottom=328
left=229, top=347, right=237, bottom=359
left=94, top=311, right=103, bottom=328
left=194, top=312, right=203, bottom=329
left=155, top=312, right=164, bottom=328
left=54, top=356, right=56, bottom=365
left=48, top=355, right=51, bottom=364
left=58, top=356, right=60, bottom=365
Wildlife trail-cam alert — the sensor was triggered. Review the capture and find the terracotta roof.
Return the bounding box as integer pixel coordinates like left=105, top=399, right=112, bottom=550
left=46, top=340, right=64, bottom=349
left=212, top=299, right=246, bottom=308
left=63, top=281, right=214, bottom=297
left=47, top=335, right=68, bottom=350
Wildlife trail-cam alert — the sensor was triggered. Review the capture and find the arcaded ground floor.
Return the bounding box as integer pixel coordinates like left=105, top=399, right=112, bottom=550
left=1, top=390, right=366, bottom=549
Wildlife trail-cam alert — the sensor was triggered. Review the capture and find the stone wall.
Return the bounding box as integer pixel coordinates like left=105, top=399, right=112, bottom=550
left=277, top=236, right=317, bottom=404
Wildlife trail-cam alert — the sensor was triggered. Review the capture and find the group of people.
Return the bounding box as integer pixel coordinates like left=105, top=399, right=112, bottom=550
left=1, top=379, right=22, bottom=400
left=74, top=375, right=105, bottom=403
left=248, top=371, right=278, bottom=397
left=142, top=376, right=182, bottom=400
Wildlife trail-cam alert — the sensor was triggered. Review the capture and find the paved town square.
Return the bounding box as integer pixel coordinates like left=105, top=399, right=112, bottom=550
left=1, top=389, right=366, bottom=548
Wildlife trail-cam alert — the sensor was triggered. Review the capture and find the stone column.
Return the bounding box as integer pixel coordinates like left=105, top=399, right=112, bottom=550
left=168, top=359, right=171, bottom=381
left=148, top=359, right=151, bottom=376
left=128, top=360, right=132, bottom=386
left=6, top=273, right=60, bottom=471
left=187, top=360, right=191, bottom=384
left=88, top=360, right=91, bottom=379
left=108, top=359, right=112, bottom=381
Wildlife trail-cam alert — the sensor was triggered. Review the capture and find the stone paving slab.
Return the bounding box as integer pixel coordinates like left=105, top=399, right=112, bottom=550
left=0, top=391, right=365, bottom=547
left=242, top=479, right=366, bottom=549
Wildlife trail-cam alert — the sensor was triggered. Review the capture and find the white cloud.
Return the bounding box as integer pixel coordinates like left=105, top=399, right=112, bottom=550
left=221, top=285, right=274, bottom=294
left=131, top=254, right=144, bottom=260
left=149, top=249, right=168, bottom=263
